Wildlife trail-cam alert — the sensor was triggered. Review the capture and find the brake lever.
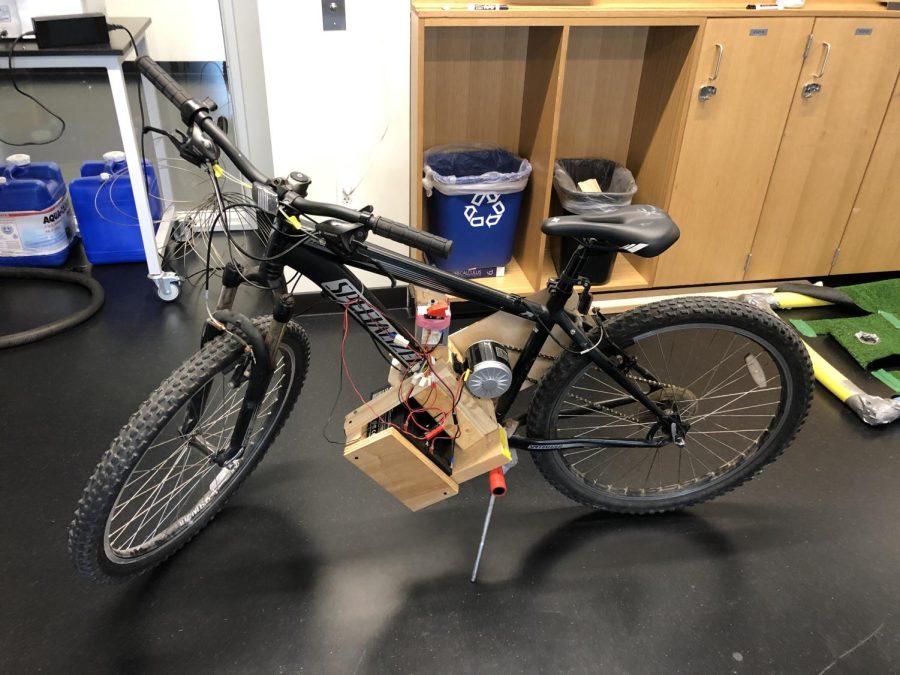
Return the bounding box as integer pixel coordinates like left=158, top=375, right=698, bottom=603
left=142, top=125, right=186, bottom=149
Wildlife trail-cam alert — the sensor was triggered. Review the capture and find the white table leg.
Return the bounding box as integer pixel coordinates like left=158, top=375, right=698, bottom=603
left=106, top=57, right=179, bottom=300
left=135, top=34, right=176, bottom=248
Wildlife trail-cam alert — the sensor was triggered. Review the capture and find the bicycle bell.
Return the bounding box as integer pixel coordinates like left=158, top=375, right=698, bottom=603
left=465, top=340, right=512, bottom=399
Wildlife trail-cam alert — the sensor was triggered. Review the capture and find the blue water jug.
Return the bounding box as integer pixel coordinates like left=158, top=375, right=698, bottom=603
left=70, top=150, right=162, bottom=265
left=0, top=154, right=75, bottom=267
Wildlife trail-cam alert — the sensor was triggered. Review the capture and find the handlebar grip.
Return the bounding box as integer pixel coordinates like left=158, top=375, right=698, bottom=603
left=372, top=217, right=454, bottom=260
left=136, top=56, right=191, bottom=111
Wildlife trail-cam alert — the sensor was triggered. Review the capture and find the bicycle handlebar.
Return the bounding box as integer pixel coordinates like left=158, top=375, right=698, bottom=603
left=136, top=55, right=453, bottom=259
left=371, top=216, right=454, bottom=260
left=136, top=56, right=191, bottom=111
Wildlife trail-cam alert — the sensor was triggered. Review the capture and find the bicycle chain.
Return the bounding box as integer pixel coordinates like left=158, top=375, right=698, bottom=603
left=498, top=342, right=671, bottom=426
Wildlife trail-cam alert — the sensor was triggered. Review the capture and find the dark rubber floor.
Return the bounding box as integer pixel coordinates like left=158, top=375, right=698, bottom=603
left=2, top=259, right=899, bottom=674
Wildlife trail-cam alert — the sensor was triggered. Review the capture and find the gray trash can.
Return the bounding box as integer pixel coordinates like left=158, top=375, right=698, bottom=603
left=552, top=158, right=637, bottom=283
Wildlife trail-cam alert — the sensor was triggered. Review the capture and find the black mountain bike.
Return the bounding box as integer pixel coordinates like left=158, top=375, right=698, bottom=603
left=69, top=57, right=814, bottom=583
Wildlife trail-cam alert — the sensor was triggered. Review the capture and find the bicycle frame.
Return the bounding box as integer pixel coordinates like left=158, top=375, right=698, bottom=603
left=206, top=212, right=681, bottom=460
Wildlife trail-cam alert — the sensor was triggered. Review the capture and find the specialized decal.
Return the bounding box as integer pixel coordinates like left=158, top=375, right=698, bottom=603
left=321, top=279, right=420, bottom=365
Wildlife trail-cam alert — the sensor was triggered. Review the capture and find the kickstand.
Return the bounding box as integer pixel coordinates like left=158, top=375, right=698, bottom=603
left=470, top=428, right=518, bottom=583
left=470, top=493, right=497, bottom=583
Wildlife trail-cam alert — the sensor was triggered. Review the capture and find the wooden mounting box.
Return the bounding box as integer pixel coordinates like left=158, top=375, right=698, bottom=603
left=343, top=347, right=510, bottom=510
left=344, top=428, right=459, bottom=511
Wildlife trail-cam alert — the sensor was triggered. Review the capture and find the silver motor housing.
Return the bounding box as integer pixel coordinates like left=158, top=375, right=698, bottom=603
left=465, top=340, right=512, bottom=399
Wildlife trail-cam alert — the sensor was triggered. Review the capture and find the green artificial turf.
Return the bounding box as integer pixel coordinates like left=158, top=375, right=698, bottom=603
left=806, top=278, right=900, bottom=392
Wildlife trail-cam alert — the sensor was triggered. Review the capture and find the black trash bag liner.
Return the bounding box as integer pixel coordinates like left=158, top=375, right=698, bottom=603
left=553, top=158, right=637, bottom=214
left=423, top=145, right=531, bottom=196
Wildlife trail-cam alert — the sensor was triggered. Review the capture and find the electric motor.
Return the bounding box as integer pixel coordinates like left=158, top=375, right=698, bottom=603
left=465, top=340, right=512, bottom=399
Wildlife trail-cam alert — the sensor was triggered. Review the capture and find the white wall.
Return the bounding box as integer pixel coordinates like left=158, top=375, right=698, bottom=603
left=256, top=0, right=411, bottom=291
left=105, top=0, right=225, bottom=61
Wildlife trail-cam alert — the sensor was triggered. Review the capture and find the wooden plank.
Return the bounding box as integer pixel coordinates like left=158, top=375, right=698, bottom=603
left=627, top=24, right=703, bottom=284
left=747, top=18, right=900, bottom=279
left=423, top=26, right=528, bottom=150
left=832, top=71, right=900, bottom=274
left=515, top=25, right=569, bottom=291
left=413, top=2, right=896, bottom=22
left=451, top=427, right=509, bottom=483
left=556, top=26, right=649, bottom=163
left=654, top=17, right=814, bottom=286
left=344, top=428, right=459, bottom=512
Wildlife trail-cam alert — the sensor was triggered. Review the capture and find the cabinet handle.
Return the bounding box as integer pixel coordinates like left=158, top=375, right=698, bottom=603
left=709, top=43, right=724, bottom=81
left=813, top=41, right=831, bottom=79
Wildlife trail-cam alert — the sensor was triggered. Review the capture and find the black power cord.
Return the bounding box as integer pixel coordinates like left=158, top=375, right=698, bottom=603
left=106, top=24, right=152, bottom=207
left=0, top=31, right=67, bottom=146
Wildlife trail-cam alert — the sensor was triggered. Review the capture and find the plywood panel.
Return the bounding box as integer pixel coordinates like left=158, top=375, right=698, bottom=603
left=423, top=26, right=529, bottom=150
left=628, top=24, right=701, bottom=284
left=832, top=72, right=900, bottom=274
left=556, top=26, right=649, bottom=163
left=747, top=18, right=900, bottom=280
left=654, top=18, right=813, bottom=286
left=344, top=429, right=459, bottom=512
left=514, top=25, right=569, bottom=290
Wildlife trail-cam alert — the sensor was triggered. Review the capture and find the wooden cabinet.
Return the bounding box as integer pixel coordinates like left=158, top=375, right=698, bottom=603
left=746, top=18, right=900, bottom=280
left=831, top=73, right=900, bottom=275
left=655, top=18, right=813, bottom=287
left=411, top=5, right=900, bottom=296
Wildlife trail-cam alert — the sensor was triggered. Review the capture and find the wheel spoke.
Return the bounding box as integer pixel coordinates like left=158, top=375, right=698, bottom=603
left=104, top=343, right=296, bottom=558
left=550, top=320, right=790, bottom=500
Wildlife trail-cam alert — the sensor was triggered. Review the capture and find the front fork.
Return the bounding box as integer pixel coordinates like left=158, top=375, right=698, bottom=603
left=182, top=257, right=295, bottom=466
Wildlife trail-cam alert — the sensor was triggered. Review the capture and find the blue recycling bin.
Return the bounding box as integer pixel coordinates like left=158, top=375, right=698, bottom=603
left=423, top=146, right=531, bottom=272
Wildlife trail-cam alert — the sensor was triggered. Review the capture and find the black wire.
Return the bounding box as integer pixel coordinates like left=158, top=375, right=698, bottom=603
left=107, top=25, right=152, bottom=215
left=1, top=32, right=67, bottom=146
left=212, top=205, right=311, bottom=263
left=204, top=168, right=222, bottom=293
left=321, top=351, right=346, bottom=446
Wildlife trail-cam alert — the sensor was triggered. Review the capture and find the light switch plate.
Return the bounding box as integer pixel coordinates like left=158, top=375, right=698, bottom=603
left=322, top=0, right=346, bottom=31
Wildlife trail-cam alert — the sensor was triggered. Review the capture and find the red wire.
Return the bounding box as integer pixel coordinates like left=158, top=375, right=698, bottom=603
left=339, top=304, right=464, bottom=448
left=341, top=304, right=435, bottom=442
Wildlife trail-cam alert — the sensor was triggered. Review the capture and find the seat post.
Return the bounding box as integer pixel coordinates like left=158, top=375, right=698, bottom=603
left=561, top=244, right=590, bottom=283
left=547, top=244, right=589, bottom=313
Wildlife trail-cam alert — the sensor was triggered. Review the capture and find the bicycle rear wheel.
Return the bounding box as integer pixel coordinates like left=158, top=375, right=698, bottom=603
left=69, top=317, right=309, bottom=582
left=528, top=297, right=813, bottom=513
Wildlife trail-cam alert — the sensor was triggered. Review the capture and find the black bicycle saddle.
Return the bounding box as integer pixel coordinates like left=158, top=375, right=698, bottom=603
left=541, top=205, right=680, bottom=258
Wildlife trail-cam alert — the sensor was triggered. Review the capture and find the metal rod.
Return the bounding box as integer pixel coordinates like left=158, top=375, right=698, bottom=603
left=470, top=494, right=496, bottom=583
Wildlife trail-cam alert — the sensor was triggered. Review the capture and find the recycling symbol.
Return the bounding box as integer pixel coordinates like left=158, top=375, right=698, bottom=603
left=464, top=192, right=505, bottom=228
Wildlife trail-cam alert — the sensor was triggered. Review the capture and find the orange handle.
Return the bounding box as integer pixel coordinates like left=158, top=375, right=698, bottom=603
left=489, top=467, right=507, bottom=497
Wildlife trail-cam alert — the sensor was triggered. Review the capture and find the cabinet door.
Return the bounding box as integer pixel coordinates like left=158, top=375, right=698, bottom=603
left=746, top=19, right=900, bottom=280
left=832, top=73, right=900, bottom=275
left=655, top=18, right=812, bottom=287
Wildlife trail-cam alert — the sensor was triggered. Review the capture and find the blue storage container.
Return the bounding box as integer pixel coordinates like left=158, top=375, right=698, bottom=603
left=422, top=146, right=531, bottom=272
left=70, top=150, right=162, bottom=265
left=0, top=154, right=75, bottom=268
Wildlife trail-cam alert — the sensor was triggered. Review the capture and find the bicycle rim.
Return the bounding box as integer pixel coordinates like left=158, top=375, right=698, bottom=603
left=549, top=323, right=793, bottom=500
left=103, top=345, right=296, bottom=561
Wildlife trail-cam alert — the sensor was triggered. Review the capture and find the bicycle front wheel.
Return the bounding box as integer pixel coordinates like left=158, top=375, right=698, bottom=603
left=69, top=317, right=309, bottom=583
left=528, top=297, right=813, bottom=513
